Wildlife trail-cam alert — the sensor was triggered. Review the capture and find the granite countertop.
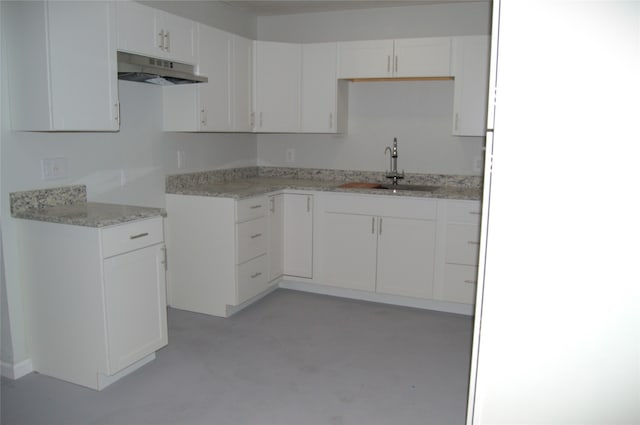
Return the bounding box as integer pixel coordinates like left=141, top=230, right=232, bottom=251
left=167, top=176, right=482, bottom=201
left=10, top=185, right=166, bottom=228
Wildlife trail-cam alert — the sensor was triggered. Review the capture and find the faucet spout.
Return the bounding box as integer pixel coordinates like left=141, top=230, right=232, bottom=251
left=384, top=137, right=404, bottom=185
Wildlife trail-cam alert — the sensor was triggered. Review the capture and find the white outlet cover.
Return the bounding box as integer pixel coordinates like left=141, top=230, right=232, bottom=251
left=41, top=157, right=67, bottom=180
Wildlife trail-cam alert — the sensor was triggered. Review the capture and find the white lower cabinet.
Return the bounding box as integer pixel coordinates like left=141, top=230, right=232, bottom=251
left=315, top=193, right=437, bottom=298
left=18, top=217, right=167, bottom=390
left=166, top=194, right=275, bottom=317
left=436, top=199, right=481, bottom=304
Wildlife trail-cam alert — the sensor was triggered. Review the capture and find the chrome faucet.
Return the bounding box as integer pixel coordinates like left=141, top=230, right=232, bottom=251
left=384, top=137, right=405, bottom=185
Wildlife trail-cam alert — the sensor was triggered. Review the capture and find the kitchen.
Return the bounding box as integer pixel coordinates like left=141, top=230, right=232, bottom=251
left=2, top=1, right=639, bottom=424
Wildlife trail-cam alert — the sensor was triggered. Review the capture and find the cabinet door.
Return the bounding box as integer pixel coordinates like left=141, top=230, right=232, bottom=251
left=393, top=37, right=451, bottom=78
left=232, top=35, right=254, bottom=131
left=103, top=244, right=168, bottom=375
left=284, top=194, right=313, bottom=278
left=268, top=195, right=284, bottom=281
left=301, top=43, right=338, bottom=133
left=198, top=25, right=232, bottom=131
left=376, top=217, right=437, bottom=299
left=451, top=36, right=490, bottom=136
left=157, top=11, right=197, bottom=64
left=254, top=41, right=301, bottom=132
left=5, top=1, right=119, bottom=131
left=316, top=212, right=377, bottom=291
left=116, top=1, right=157, bottom=58
left=337, top=40, right=394, bottom=78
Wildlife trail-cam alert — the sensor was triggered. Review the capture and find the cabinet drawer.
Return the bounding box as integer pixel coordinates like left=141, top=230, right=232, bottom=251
left=445, top=223, right=480, bottom=265
left=237, top=254, right=269, bottom=304
left=446, top=200, right=481, bottom=224
left=321, top=193, right=437, bottom=220
left=442, top=264, right=478, bottom=304
left=236, top=196, right=268, bottom=222
left=236, top=217, right=267, bottom=264
left=102, top=217, right=164, bottom=258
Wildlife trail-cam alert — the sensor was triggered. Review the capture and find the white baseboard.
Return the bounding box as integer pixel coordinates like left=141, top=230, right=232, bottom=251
left=1, top=358, right=33, bottom=380
left=279, top=278, right=474, bottom=316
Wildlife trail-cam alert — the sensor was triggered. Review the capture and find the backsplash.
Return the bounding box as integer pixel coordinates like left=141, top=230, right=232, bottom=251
left=10, top=185, right=87, bottom=215
left=167, top=167, right=482, bottom=191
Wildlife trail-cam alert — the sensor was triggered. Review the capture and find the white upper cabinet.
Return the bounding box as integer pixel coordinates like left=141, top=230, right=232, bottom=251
left=254, top=41, right=302, bottom=132
left=116, top=1, right=197, bottom=64
left=3, top=1, right=119, bottom=131
left=337, top=37, right=451, bottom=79
left=231, top=35, right=254, bottom=132
left=451, top=36, right=490, bottom=136
left=301, top=43, right=347, bottom=134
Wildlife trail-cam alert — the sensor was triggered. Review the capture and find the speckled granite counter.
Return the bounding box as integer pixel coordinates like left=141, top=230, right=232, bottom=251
left=10, top=185, right=165, bottom=228
left=166, top=167, right=482, bottom=201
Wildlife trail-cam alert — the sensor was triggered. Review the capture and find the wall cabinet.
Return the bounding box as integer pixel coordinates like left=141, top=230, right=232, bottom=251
left=163, top=29, right=253, bottom=132
left=116, top=1, right=197, bottom=64
left=253, top=41, right=302, bottom=132
left=451, top=36, right=490, bottom=136
left=18, top=217, right=167, bottom=390
left=3, top=1, right=119, bottom=131
left=337, top=37, right=451, bottom=79
left=301, top=43, right=348, bottom=133
left=315, top=193, right=438, bottom=298
left=166, top=194, right=276, bottom=317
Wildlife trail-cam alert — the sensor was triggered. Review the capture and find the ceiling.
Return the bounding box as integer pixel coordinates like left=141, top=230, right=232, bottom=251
left=219, top=1, right=486, bottom=16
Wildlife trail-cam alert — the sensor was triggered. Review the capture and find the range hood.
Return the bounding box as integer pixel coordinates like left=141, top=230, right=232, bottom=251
left=117, top=52, right=208, bottom=85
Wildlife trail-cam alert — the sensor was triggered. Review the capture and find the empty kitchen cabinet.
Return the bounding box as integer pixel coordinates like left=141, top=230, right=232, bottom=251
left=337, top=37, right=451, bottom=79
left=166, top=194, right=275, bottom=317
left=3, top=1, right=119, bottom=131
left=253, top=41, right=302, bottom=132
left=163, top=24, right=231, bottom=131
left=438, top=199, right=481, bottom=304
left=315, top=193, right=437, bottom=298
left=451, top=36, right=490, bottom=136
left=116, top=1, right=197, bottom=64
left=18, top=216, right=168, bottom=390
left=301, top=43, right=348, bottom=133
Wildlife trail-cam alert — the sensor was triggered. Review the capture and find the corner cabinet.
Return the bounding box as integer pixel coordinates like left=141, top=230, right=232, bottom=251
left=18, top=217, right=168, bottom=390
left=115, top=1, right=197, bottom=65
left=3, top=1, right=120, bottom=131
left=314, top=193, right=438, bottom=298
left=451, top=36, right=490, bottom=136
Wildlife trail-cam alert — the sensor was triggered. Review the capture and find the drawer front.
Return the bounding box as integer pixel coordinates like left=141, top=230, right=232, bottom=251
left=236, top=196, right=268, bottom=222
left=236, top=217, right=267, bottom=264
left=237, top=254, right=269, bottom=304
left=320, top=193, right=437, bottom=220
left=442, top=264, right=478, bottom=304
left=447, top=200, right=481, bottom=224
left=445, top=223, right=480, bottom=265
left=102, top=217, right=164, bottom=258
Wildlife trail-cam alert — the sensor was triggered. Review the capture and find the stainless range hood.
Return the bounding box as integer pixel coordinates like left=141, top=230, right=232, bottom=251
left=117, top=51, right=208, bottom=85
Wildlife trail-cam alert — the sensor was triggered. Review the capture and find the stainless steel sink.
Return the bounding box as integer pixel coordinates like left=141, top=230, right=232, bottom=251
left=378, top=184, right=440, bottom=192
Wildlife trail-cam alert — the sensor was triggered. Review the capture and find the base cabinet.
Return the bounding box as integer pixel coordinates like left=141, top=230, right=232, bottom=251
left=18, top=217, right=167, bottom=390
left=166, top=194, right=275, bottom=317
left=315, top=194, right=438, bottom=297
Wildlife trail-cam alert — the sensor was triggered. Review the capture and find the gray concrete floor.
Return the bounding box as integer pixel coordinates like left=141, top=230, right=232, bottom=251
left=1, top=289, right=473, bottom=425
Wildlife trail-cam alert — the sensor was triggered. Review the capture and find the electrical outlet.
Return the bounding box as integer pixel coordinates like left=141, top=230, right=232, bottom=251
left=285, top=149, right=295, bottom=163
left=41, top=157, right=67, bottom=180
left=177, top=150, right=185, bottom=169
left=473, top=156, right=484, bottom=173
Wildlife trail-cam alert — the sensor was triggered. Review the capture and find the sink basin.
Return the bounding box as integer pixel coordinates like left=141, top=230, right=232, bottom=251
left=338, top=182, right=439, bottom=192
left=378, top=184, right=440, bottom=192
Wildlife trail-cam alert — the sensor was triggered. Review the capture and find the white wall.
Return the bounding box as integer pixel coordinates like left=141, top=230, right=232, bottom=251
left=256, top=2, right=491, bottom=175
